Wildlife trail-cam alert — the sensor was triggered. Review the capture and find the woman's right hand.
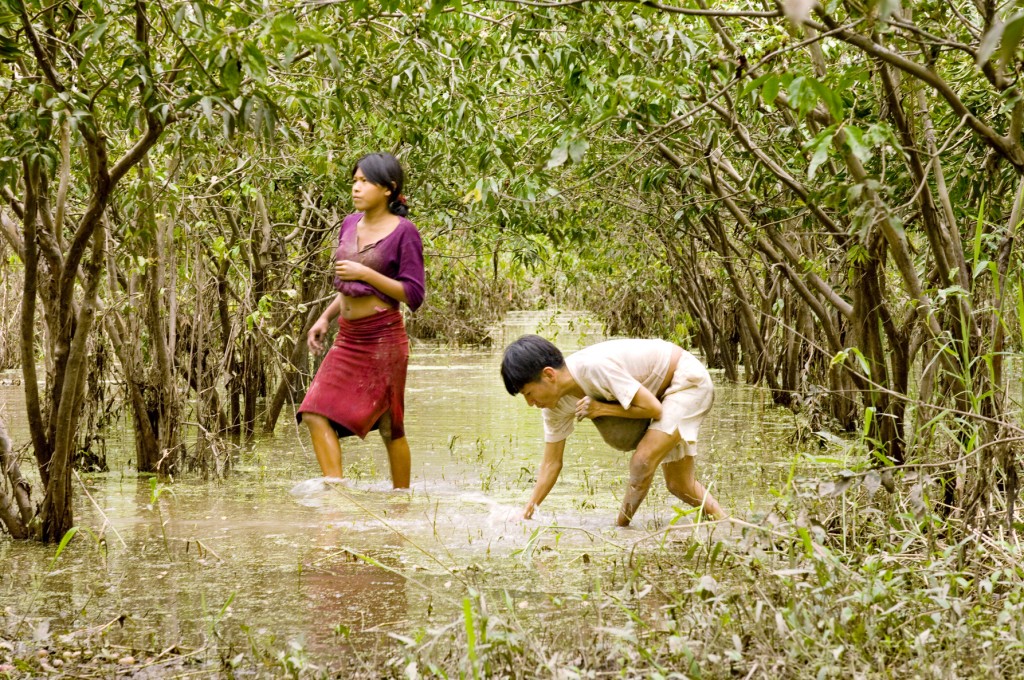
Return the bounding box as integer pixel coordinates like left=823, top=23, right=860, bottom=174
left=307, top=316, right=330, bottom=355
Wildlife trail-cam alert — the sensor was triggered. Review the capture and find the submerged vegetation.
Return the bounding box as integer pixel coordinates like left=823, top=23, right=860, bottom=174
left=4, top=468, right=1024, bottom=678
left=3, top=0, right=1024, bottom=675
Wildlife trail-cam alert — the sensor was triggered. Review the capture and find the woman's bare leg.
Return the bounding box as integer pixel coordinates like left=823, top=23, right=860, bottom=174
left=382, top=435, right=411, bottom=489
left=303, top=413, right=343, bottom=478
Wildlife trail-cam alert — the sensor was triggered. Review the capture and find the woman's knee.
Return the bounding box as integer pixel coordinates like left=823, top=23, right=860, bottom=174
left=303, top=413, right=330, bottom=433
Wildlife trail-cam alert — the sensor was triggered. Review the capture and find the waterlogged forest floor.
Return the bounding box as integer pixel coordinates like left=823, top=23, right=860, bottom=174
left=3, top=351, right=1024, bottom=678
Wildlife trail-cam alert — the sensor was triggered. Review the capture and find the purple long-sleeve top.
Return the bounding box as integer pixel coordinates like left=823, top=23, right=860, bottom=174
left=333, top=212, right=426, bottom=312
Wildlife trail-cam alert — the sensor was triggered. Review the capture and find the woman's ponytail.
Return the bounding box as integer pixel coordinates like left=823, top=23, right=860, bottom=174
left=388, top=193, right=409, bottom=217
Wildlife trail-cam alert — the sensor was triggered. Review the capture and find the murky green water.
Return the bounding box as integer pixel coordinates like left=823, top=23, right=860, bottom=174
left=0, top=325, right=814, bottom=667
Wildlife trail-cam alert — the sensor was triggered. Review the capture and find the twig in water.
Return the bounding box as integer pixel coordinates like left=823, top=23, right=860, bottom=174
left=74, top=469, right=127, bottom=548
left=324, top=483, right=468, bottom=583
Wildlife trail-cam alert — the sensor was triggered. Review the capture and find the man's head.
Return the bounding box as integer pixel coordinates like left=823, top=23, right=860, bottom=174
left=501, top=335, right=565, bottom=408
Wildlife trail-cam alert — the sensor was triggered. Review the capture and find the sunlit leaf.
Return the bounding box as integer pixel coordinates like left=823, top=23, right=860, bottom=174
left=1001, top=12, right=1024, bottom=66
left=546, top=144, right=569, bottom=169
left=568, top=138, right=589, bottom=163
left=808, top=133, right=834, bottom=179
left=977, top=19, right=1005, bottom=67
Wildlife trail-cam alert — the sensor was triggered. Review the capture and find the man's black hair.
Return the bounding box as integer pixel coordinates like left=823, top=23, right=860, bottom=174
left=500, top=335, right=565, bottom=395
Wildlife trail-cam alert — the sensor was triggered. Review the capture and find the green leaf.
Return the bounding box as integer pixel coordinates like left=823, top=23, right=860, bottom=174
left=977, top=20, right=1004, bottom=67
left=862, top=406, right=875, bottom=439
left=178, top=93, right=203, bottom=110
left=1016, top=273, right=1024, bottom=338
left=0, top=35, right=23, bottom=60
left=843, top=125, right=870, bottom=163
left=809, top=78, right=843, bottom=120
left=270, top=12, right=298, bottom=35
left=808, top=133, right=834, bottom=179
left=296, top=28, right=331, bottom=45
left=740, top=73, right=771, bottom=99
left=463, top=597, right=478, bottom=679
left=762, top=75, right=780, bottom=105
left=222, top=58, right=241, bottom=96
left=546, top=144, right=568, bottom=169
left=243, top=43, right=268, bottom=82
left=788, top=76, right=818, bottom=118
left=50, top=527, right=80, bottom=570
left=1001, top=13, right=1024, bottom=66
left=568, top=138, right=589, bottom=163
left=973, top=194, right=986, bottom=269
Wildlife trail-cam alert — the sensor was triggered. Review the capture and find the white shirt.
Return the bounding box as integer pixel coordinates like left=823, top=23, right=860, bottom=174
left=542, top=339, right=699, bottom=442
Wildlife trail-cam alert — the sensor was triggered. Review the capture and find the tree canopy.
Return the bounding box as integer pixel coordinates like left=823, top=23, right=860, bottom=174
left=3, top=0, right=1024, bottom=539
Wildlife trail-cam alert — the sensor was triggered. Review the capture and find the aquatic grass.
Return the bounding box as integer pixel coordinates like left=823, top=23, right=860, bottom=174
left=146, top=477, right=176, bottom=556
left=1, top=527, right=79, bottom=643
left=203, top=591, right=236, bottom=641
left=6, top=373, right=1024, bottom=678
left=336, top=546, right=443, bottom=598
left=19, top=483, right=1024, bottom=680
left=513, top=526, right=548, bottom=562
left=377, top=481, right=1024, bottom=678
left=183, top=537, right=222, bottom=561
left=462, top=595, right=479, bottom=680
left=512, top=522, right=625, bottom=563
left=479, top=455, right=504, bottom=492
left=48, top=527, right=80, bottom=571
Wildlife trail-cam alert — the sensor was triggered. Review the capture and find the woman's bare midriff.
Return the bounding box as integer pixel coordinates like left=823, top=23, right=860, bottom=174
left=340, top=294, right=397, bottom=320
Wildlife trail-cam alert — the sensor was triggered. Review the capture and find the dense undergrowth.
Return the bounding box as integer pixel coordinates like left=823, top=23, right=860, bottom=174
left=378, top=484, right=1024, bottom=679
left=3, top=474, right=1022, bottom=679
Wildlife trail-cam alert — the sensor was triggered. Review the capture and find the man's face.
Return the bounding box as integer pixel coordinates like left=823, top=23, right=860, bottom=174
left=519, top=368, right=560, bottom=409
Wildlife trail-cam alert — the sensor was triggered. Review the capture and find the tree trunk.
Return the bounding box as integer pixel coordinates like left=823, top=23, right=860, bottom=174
left=39, top=221, right=106, bottom=541
left=19, top=161, right=50, bottom=486
left=0, top=418, right=33, bottom=539
left=264, top=305, right=320, bottom=433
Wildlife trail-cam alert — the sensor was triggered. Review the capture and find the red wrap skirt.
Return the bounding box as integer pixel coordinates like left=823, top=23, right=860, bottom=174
left=297, top=310, right=409, bottom=440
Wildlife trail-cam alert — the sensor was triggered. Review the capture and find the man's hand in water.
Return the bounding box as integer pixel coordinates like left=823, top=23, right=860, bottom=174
left=307, top=316, right=330, bottom=355
left=521, top=502, right=536, bottom=520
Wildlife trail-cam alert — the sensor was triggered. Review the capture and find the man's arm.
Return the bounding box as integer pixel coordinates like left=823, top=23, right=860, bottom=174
left=575, top=386, right=670, bottom=526
left=522, top=439, right=566, bottom=519
left=575, top=386, right=662, bottom=421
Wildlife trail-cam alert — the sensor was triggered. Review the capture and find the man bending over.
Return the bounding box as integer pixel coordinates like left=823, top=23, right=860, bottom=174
left=501, top=335, right=725, bottom=526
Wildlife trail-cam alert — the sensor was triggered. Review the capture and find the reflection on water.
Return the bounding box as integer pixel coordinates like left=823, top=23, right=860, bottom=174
left=0, top=328, right=808, bottom=665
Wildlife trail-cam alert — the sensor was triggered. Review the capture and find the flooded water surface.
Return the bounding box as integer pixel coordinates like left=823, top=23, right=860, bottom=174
left=0, top=326, right=814, bottom=670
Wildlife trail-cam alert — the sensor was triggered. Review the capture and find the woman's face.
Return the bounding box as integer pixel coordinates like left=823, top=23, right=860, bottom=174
left=351, top=167, right=391, bottom=212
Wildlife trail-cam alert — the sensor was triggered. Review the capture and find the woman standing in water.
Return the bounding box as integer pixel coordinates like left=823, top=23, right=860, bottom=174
left=298, top=152, right=425, bottom=488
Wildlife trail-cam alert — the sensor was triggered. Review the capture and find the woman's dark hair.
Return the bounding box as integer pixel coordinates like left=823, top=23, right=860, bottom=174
left=352, top=152, right=408, bottom=217
left=501, top=335, right=565, bottom=395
